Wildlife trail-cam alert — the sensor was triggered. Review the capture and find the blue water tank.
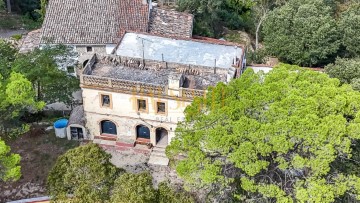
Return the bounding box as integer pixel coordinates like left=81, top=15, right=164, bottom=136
left=54, top=119, right=68, bottom=129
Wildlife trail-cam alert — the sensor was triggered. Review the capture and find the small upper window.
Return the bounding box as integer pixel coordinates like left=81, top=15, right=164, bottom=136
left=86, top=46, right=93, bottom=52
left=137, top=99, right=147, bottom=111
left=157, top=102, right=166, bottom=114
left=102, top=95, right=111, bottom=107
left=67, top=66, right=75, bottom=74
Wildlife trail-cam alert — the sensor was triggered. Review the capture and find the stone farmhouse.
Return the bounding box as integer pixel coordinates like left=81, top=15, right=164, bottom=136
left=40, top=0, right=246, bottom=164
left=41, top=0, right=193, bottom=66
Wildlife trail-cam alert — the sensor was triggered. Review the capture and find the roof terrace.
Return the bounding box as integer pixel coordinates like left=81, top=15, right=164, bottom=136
left=80, top=54, right=236, bottom=100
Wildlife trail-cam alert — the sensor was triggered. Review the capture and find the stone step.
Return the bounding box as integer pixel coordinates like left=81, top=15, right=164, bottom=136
left=152, top=147, right=166, bottom=152
left=150, top=151, right=167, bottom=158
left=148, top=155, right=169, bottom=166
left=93, top=139, right=116, bottom=146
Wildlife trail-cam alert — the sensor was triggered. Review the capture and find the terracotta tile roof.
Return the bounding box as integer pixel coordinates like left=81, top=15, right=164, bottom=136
left=149, top=8, right=193, bottom=38
left=19, top=29, right=42, bottom=53
left=41, top=0, right=149, bottom=44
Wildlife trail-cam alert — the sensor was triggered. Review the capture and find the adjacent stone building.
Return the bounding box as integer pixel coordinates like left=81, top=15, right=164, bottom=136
left=41, top=0, right=194, bottom=58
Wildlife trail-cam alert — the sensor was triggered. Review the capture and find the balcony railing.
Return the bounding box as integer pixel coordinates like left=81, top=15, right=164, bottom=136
left=81, top=75, right=206, bottom=99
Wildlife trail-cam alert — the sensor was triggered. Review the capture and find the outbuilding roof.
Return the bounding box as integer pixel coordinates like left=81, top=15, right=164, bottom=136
left=41, top=0, right=149, bottom=44
left=67, top=105, right=85, bottom=127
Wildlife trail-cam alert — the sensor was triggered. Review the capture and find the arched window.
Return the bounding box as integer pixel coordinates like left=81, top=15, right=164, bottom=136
left=136, top=125, right=150, bottom=139
left=156, top=128, right=168, bottom=146
left=101, top=120, right=117, bottom=135
left=83, top=59, right=89, bottom=68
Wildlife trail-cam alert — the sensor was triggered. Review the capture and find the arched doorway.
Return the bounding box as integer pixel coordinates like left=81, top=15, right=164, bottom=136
left=156, top=128, right=168, bottom=147
left=136, top=125, right=150, bottom=139
left=101, top=120, right=117, bottom=135
left=83, top=59, right=89, bottom=68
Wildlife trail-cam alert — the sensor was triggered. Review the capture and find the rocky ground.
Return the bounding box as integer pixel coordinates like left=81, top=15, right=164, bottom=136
left=0, top=125, right=79, bottom=202
left=106, top=148, right=183, bottom=187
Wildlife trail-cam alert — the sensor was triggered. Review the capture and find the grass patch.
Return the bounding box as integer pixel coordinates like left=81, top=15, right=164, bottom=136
left=42, top=131, right=79, bottom=150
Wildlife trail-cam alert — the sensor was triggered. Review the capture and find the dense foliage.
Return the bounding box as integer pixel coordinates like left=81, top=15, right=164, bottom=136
left=0, top=140, right=20, bottom=181
left=167, top=64, right=360, bottom=202
left=325, top=57, right=360, bottom=91
left=47, top=144, right=121, bottom=203
left=262, top=0, right=340, bottom=67
left=110, top=172, right=157, bottom=203
left=12, top=45, right=79, bottom=106
left=177, top=0, right=253, bottom=37
left=339, top=3, right=360, bottom=57
left=0, top=41, right=44, bottom=137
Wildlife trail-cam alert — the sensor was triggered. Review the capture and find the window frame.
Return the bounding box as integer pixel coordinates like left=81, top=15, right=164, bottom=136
left=137, top=99, right=148, bottom=113
left=99, top=93, right=113, bottom=109
left=86, top=46, right=93, bottom=52
left=156, top=101, right=167, bottom=115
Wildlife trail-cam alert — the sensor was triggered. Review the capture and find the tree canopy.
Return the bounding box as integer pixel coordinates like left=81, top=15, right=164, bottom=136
left=262, top=0, right=340, bottom=67
left=167, top=64, right=360, bottom=202
left=339, top=3, right=360, bottom=57
left=110, top=172, right=157, bottom=203
left=12, top=44, right=79, bottom=106
left=0, top=140, right=21, bottom=182
left=0, top=42, right=45, bottom=137
left=177, top=0, right=253, bottom=37
left=47, top=144, right=121, bottom=203
left=325, top=57, right=360, bottom=91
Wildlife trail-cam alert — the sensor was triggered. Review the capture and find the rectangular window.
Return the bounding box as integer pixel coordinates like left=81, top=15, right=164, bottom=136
left=137, top=99, right=147, bottom=112
left=86, top=46, right=93, bottom=52
left=67, top=66, right=75, bottom=74
left=157, top=102, right=166, bottom=114
left=101, top=95, right=111, bottom=107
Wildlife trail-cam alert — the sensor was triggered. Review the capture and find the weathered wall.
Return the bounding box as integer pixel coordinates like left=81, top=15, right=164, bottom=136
left=82, top=88, right=190, bottom=145
left=76, top=45, right=106, bottom=55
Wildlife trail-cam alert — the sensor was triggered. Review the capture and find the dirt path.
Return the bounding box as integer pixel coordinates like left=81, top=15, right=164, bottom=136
left=106, top=148, right=183, bottom=188
left=0, top=29, right=27, bottom=39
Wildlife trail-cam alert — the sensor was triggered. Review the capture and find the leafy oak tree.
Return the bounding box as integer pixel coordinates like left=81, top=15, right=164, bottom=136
left=325, top=57, right=360, bottom=91
left=0, top=140, right=20, bottom=181
left=339, top=3, right=360, bottom=57
left=110, top=172, right=157, bottom=203
left=262, top=0, right=340, bottom=67
left=12, top=44, right=79, bottom=106
left=47, top=144, right=121, bottom=203
left=167, top=64, right=360, bottom=202
left=110, top=174, right=195, bottom=203
left=177, top=0, right=253, bottom=37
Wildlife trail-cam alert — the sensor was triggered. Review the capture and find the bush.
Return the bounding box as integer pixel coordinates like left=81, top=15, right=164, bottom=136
left=110, top=172, right=157, bottom=203
left=157, top=182, right=195, bottom=203
left=47, top=144, right=122, bottom=203
left=11, top=34, right=22, bottom=41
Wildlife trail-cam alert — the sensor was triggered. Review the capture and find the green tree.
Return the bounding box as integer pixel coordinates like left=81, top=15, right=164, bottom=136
left=167, top=64, right=360, bottom=202
left=157, top=182, right=195, bottom=203
left=0, top=71, right=44, bottom=137
left=262, top=0, right=340, bottom=67
left=0, top=140, right=21, bottom=181
left=177, top=0, right=253, bottom=37
left=325, top=57, right=360, bottom=90
left=12, top=44, right=79, bottom=106
left=110, top=172, right=157, bottom=203
left=339, top=3, right=360, bottom=57
left=47, top=144, right=121, bottom=203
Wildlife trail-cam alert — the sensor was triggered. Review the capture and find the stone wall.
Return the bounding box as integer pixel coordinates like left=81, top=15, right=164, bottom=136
left=76, top=45, right=106, bottom=55
left=82, top=88, right=188, bottom=145
left=148, top=8, right=193, bottom=38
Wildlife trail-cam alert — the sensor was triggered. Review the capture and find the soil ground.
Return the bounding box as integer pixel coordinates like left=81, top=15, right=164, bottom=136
left=0, top=126, right=80, bottom=202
